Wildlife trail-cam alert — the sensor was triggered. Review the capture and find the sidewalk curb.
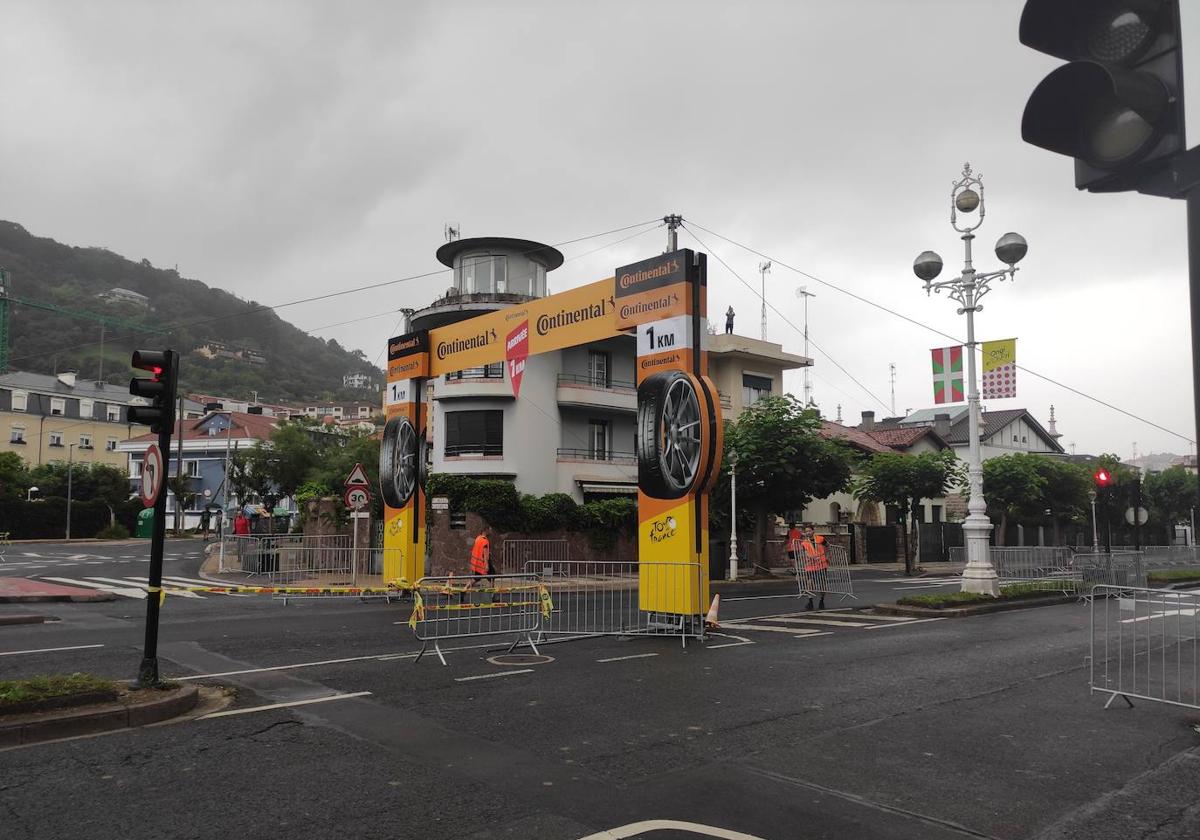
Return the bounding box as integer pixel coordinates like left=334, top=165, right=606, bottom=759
left=873, top=595, right=1076, bottom=619
left=0, top=685, right=199, bottom=748
left=0, top=590, right=115, bottom=604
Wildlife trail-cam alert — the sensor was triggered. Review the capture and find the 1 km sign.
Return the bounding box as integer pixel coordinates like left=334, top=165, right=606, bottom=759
left=141, top=443, right=165, bottom=509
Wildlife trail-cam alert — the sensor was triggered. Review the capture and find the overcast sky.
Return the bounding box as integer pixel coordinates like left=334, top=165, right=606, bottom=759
left=0, top=1, right=1192, bottom=459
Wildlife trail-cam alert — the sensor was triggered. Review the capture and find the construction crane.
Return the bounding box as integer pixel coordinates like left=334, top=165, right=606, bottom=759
left=0, top=267, right=166, bottom=374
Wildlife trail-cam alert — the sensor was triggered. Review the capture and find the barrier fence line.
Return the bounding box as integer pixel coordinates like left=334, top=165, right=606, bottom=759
left=788, top=541, right=854, bottom=601
left=214, top=538, right=397, bottom=593
left=1090, top=585, right=1200, bottom=712
left=410, top=574, right=547, bottom=666
left=523, top=560, right=705, bottom=646
left=501, top=539, right=569, bottom=576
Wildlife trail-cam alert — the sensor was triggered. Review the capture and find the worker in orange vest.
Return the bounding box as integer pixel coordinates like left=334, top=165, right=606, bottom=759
left=464, top=529, right=493, bottom=599
left=785, top=521, right=803, bottom=567
left=801, top=524, right=828, bottom=612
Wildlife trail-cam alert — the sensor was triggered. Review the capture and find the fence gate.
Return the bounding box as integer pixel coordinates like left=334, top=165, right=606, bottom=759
left=864, top=526, right=896, bottom=564
left=502, top=539, right=569, bottom=575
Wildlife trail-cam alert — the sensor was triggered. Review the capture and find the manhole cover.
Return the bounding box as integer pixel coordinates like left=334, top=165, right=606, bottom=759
left=487, top=653, right=554, bottom=666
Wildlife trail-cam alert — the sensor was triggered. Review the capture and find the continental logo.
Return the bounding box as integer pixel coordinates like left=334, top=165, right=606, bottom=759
left=618, top=258, right=680, bottom=291
left=388, top=332, right=428, bottom=360
left=389, top=336, right=421, bottom=355
left=649, top=515, right=678, bottom=543
left=640, top=352, right=683, bottom=371
left=536, top=298, right=612, bottom=336
left=619, top=290, right=679, bottom=322
left=436, top=328, right=497, bottom=360
left=389, top=357, right=425, bottom=376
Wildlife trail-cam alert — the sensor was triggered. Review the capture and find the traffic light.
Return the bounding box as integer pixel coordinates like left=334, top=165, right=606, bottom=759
left=1094, top=467, right=1114, bottom=489
left=1020, top=1, right=1186, bottom=194
left=128, top=349, right=178, bottom=434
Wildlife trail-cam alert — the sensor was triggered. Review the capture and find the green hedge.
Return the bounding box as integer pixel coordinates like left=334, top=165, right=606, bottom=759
left=425, top=475, right=636, bottom=550
left=0, top=497, right=143, bottom=540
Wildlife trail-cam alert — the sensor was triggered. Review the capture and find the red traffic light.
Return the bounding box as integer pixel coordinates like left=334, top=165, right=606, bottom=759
left=1094, top=468, right=1113, bottom=488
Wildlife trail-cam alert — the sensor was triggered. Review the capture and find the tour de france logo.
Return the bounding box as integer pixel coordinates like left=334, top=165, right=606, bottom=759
left=650, top=515, right=678, bottom=543
left=388, top=517, right=404, bottom=538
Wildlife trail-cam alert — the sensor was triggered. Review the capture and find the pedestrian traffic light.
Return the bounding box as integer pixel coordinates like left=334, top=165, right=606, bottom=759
left=1094, top=468, right=1114, bottom=489
left=128, top=349, right=178, bottom=434
left=1019, top=0, right=1186, bottom=194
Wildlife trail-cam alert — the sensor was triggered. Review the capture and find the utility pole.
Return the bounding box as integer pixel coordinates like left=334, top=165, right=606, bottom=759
left=66, top=444, right=76, bottom=540
left=796, top=285, right=815, bottom=405
left=664, top=214, right=682, bottom=252
left=758, top=262, right=771, bottom=340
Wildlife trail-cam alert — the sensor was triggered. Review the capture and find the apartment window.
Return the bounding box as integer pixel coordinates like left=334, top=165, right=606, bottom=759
left=742, top=374, right=773, bottom=407
left=50, top=398, right=65, bottom=416
left=79, top=434, right=93, bottom=449
left=588, top=419, right=609, bottom=460
left=10, top=424, right=26, bottom=444
left=358, top=406, right=370, bottom=418
left=106, top=404, right=121, bottom=422
left=459, top=255, right=508, bottom=294
left=587, top=350, right=611, bottom=387
left=49, top=431, right=64, bottom=447
left=931, top=505, right=943, bottom=523
left=444, top=410, right=503, bottom=456
left=185, top=460, right=200, bottom=478
left=11, top=391, right=27, bottom=412
left=129, top=460, right=142, bottom=479
left=80, top=399, right=94, bottom=419
left=106, top=437, right=119, bottom=452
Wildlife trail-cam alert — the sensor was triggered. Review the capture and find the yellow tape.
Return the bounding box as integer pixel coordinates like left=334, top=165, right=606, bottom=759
left=408, top=591, right=424, bottom=630
left=538, top=585, right=553, bottom=619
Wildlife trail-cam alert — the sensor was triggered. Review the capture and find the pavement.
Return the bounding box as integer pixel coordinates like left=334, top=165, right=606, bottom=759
left=2, top=543, right=1198, bottom=839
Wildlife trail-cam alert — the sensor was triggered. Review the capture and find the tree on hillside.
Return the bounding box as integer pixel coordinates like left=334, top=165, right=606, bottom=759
left=725, top=396, right=854, bottom=568
left=852, top=450, right=963, bottom=574
left=982, top=454, right=1046, bottom=545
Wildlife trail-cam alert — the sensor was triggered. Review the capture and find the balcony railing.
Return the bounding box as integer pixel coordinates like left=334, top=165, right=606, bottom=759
left=556, top=448, right=636, bottom=463
left=444, top=443, right=504, bottom=457
left=557, top=373, right=636, bottom=390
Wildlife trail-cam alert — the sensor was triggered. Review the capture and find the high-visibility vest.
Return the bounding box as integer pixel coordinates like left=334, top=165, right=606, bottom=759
left=802, top=537, right=828, bottom=572
left=470, top=535, right=490, bottom=574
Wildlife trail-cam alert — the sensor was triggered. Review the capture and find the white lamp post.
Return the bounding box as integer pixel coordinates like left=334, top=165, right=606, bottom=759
left=728, top=453, right=738, bottom=581
left=1088, top=489, right=1100, bottom=554
left=26, top=486, right=39, bottom=502
left=913, top=163, right=1028, bottom=596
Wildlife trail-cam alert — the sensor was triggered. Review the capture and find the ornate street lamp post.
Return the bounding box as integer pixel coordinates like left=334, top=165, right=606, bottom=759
left=913, top=163, right=1028, bottom=596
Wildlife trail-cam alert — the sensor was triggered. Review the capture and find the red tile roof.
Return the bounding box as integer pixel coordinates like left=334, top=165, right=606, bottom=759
left=865, top=427, right=945, bottom=450
left=819, top=421, right=893, bottom=454
left=127, top=411, right=279, bottom=443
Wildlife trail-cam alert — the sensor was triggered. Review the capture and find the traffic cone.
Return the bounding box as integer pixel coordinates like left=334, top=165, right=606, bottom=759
left=705, top=594, right=721, bottom=629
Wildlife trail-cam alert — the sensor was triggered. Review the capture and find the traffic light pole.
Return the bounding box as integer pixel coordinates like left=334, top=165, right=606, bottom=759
left=1188, top=190, right=1200, bottom=545
left=137, top=351, right=177, bottom=688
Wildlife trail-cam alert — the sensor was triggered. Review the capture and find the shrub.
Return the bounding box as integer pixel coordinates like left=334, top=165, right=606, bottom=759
left=96, top=523, right=130, bottom=540
left=0, top=673, right=118, bottom=709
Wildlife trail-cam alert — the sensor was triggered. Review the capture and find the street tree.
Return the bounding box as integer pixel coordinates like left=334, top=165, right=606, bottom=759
left=725, top=396, right=854, bottom=568
left=0, top=452, right=31, bottom=500
left=852, top=450, right=963, bottom=574
left=1145, top=465, right=1197, bottom=527
left=1031, top=457, right=1092, bottom=545
left=982, top=453, right=1046, bottom=545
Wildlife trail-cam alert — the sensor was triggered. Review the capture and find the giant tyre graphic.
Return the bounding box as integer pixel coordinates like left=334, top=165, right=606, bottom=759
left=636, top=371, right=706, bottom=499
left=380, top=415, right=425, bottom=508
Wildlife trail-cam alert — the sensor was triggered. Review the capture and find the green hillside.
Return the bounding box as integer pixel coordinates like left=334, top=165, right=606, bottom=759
left=0, top=221, right=382, bottom=404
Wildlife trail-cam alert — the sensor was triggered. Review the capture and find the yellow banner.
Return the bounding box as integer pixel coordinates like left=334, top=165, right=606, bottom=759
left=427, top=279, right=619, bottom=375
left=982, top=338, right=1016, bottom=372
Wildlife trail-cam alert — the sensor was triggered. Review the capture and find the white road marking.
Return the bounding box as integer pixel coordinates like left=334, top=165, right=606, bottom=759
left=95, top=576, right=204, bottom=599
left=723, top=594, right=801, bottom=602
left=863, top=617, right=948, bottom=629
left=705, top=632, right=754, bottom=649
left=577, top=820, right=767, bottom=840
left=42, top=577, right=146, bottom=599
left=0, top=644, right=105, bottom=657
left=596, top=653, right=659, bottom=663
left=720, top=623, right=826, bottom=636
left=455, top=669, right=534, bottom=682
left=852, top=613, right=919, bottom=622
left=197, top=692, right=372, bottom=719
left=894, top=583, right=959, bottom=591
left=125, top=576, right=206, bottom=599
left=763, top=617, right=873, bottom=628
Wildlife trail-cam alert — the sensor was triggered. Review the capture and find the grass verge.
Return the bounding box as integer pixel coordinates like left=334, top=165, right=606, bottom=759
left=0, top=673, right=119, bottom=711
left=897, top=582, right=1067, bottom=609
left=1147, top=569, right=1200, bottom=585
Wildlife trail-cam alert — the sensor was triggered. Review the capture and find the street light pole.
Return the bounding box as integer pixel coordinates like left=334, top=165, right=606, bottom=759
left=913, top=163, right=1028, bottom=597
left=728, top=454, right=738, bottom=581
left=1088, top=489, right=1099, bottom=555
left=66, top=443, right=76, bottom=540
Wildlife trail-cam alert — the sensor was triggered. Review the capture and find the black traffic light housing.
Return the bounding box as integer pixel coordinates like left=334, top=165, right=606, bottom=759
left=1093, top=467, right=1114, bottom=490
left=128, top=349, right=178, bottom=434
left=1020, top=0, right=1185, bottom=195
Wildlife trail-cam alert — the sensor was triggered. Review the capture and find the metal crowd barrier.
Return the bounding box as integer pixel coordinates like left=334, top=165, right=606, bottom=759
left=788, top=541, right=854, bottom=601
left=501, top=538, right=569, bottom=575
left=409, top=573, right=547, bottom=665
left=1089, top=585, right=1200, bottom=711
left=523, top=560, right=705, bottom=645
left=991, top=546, right=1077, bottom=594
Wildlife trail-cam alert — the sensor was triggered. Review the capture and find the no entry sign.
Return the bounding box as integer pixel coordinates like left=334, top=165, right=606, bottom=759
left=141, top=443, right=165, bottom=509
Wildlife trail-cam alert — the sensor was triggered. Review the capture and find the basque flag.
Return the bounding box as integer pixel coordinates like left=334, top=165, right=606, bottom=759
left=931, top=346, right=964, bottom=404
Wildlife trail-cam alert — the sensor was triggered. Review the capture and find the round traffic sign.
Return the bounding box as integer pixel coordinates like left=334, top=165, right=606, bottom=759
left=344, top=486, right=371, bottom=511
left=141, top=443, right=165, bottom=509
left=1125, top=507, right=1149, bottom=526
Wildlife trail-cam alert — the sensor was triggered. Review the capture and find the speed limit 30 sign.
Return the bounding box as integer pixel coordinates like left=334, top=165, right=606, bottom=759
left=344, top=486, right=371, bottom=511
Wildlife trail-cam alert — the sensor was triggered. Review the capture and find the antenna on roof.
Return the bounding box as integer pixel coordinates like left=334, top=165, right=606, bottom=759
left=835, top=403, right=842, bottom=423
left=889, top=362, right=896, bottom=415
left=444, top=223, right=460, bottom=243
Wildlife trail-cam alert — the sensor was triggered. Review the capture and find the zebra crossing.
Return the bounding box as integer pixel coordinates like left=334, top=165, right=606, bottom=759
left=869, top=575, right=963, bottom=591
left=39, top=574, right=246, bottom=600
left=721, top=609, right=944, bottom=639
